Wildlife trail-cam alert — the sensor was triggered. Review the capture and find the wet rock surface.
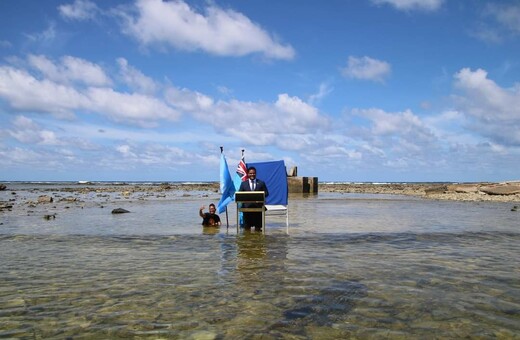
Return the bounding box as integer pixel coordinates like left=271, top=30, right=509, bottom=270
left=1, top=181, right=518, bottom=219
left=111, top=208, right=130, bottom=214
left=319, top=181, right=520, bottom=202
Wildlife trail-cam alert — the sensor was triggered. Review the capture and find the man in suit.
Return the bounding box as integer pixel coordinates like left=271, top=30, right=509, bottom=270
left=239, top=166, right=269, bottom=230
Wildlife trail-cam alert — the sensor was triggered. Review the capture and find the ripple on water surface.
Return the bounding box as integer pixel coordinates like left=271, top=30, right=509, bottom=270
left=1, top=230, right=519, bottom=338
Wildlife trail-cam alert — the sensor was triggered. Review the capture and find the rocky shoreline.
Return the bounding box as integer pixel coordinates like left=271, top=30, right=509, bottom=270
left=319, top=182, right=520, bottom=203
left=1, top=181, right=520, bottom=215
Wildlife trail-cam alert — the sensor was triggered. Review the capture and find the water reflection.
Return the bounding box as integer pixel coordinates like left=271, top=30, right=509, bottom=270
left=236, top=231, right=271, bottom=287
left=202, top=226, right=220, bottom=235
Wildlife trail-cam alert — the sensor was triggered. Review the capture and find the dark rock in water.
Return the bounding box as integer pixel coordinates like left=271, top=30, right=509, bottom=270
left=37, top=195, right=53, bottom=203
left=0, top=184, right=6, bottom=191
left=111, top=208, right=130, bottom=214
left=282, top=280, right=368, bottom=326
left=0, top=201, right=13, bottom=210
left=43, top=214, right=56, bottom=220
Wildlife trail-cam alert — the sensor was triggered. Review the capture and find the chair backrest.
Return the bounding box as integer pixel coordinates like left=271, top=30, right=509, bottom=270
left=247, top=160, right=288, bottom=205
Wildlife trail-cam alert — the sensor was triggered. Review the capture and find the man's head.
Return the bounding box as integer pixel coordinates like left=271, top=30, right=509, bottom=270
left=247, top=167, right=257, bottom=180
left=209, top=203, right=216, bottom=213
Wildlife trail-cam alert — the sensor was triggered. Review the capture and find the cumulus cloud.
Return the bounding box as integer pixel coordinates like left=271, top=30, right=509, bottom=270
left=163, top=82, right=330, bottom=148
left=118, top=0, right=295, bottom=60
left=204, top=94, right=329, bottom=147
left=28, top=54, right=112, bottom=86
left=114, top=142, right=197, bottom=168
left=0, top=65, right=90, bottom=117
left=453, top=68, right=520, bottom=146
left=58, top=0, right=99, bottom=21
left=86, top=87, right=181, bottom=127
left=164, top=87, right=214, bottom=113
left=8, top=116, right=62, bottom=145
left=341, top=56, right=391, bottom=83
left=371, top=0, right=444, bottom=11
left=0, top=147, right=54, bottom=167
left=2, top=115, right=98, bottom=153
left=0, top=56, right=180, bottom=126
left=355, top=108, right=436, bottom=143
left=339, top=107, right=442, bottom=172
left=117, top=58, right=158, bottom=94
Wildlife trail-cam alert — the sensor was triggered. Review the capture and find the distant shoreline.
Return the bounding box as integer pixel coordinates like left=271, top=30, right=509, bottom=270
left=320, top=182, right=520, bottom=203
left=2, top=181, right=519, bottom=203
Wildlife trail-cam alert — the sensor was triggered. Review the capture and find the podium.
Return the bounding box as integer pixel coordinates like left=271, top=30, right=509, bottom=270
left=235, top=191, right=265, bottom=232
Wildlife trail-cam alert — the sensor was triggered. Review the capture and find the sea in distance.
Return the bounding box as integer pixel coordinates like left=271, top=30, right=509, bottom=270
left=1, top=181, right=519, bottom=338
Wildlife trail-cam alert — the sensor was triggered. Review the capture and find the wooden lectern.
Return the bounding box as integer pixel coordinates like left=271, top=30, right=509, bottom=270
left=235, top=191, right=265, bottom=233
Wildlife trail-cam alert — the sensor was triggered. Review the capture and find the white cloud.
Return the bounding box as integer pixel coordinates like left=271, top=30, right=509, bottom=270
left=7, top=116, right=64, bottom=146
left=0, top=56, right=180, bottom=126
left=23, top=23, right=57, bottom=45
left=163, top=82, right=330, bottom=148
left=116, top=144, right=134, bottom=156
left=87, top=87, right=181, bottom=127
left=362, top=108, right=435, bottom=141
left=453, top=68, right=520, bottom=146
left=118, top=0, right=295, bottom=60
left=117, top=58, right=158, bottom=94
left=204, top=93, right=329, bottom=147
left=308, top=82, right=334, bottom=105
left=371, top=0, right=444, bottom=11
left=164, top=86, right=214, bottom=112
left=0, top=65, right=90, bottom=117
left=4, top=116, right=102, bottom=151
left=486, top=3, right=520, bottom=35
left=470, top=24, right=503, bottom=44
left=28, top=54, right=112, bottom=86
left=472, top=3, right=520, bottom=43
left=58, top=0, right=99, bottom=21
left=113, top=142, right=199, bottom=168
left=341, top=56, right=391, bottom=83
left=0, top=147, right=50, bottom=167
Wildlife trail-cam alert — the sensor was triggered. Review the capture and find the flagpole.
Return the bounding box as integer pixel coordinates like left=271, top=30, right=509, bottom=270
left=220, top=146, right=230, bottom=229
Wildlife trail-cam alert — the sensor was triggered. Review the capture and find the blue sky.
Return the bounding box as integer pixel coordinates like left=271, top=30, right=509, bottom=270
left=1, top=0, right=519, bottom=182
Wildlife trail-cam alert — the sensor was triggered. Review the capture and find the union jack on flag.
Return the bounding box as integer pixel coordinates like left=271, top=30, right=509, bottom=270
left=236, top=156, right=247, bottom=181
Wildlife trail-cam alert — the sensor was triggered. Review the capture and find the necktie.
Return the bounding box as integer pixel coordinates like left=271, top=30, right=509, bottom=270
left=251, top=180, right=256, bottom=191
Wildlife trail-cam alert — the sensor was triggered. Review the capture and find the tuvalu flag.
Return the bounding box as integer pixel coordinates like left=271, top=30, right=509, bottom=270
left=217, top=152, right=235, bottom=214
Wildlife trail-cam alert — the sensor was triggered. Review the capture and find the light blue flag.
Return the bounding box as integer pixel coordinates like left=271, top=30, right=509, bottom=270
left=217, top=153, right=235, bottom=214
left=233, top=155, right=247, bottom=226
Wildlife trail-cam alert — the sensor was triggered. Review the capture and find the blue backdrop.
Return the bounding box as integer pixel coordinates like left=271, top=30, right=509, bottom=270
left=247, top=160, right=288, bottom=206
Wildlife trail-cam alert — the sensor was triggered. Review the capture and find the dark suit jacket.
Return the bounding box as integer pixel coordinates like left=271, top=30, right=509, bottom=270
left=239, top=179, right=269, bottom=197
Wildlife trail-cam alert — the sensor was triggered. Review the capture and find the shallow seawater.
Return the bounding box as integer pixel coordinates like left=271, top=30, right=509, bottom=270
left=1, top=186, right=519, bottom=338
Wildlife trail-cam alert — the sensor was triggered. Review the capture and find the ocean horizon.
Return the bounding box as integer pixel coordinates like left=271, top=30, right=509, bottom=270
left=1, top=180, right=470, bottom=185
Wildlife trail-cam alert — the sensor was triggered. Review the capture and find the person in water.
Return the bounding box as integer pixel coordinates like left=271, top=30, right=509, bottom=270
left=238, top=166, right=269, bottom=230
left=199, top=203, right=221, bottom=226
